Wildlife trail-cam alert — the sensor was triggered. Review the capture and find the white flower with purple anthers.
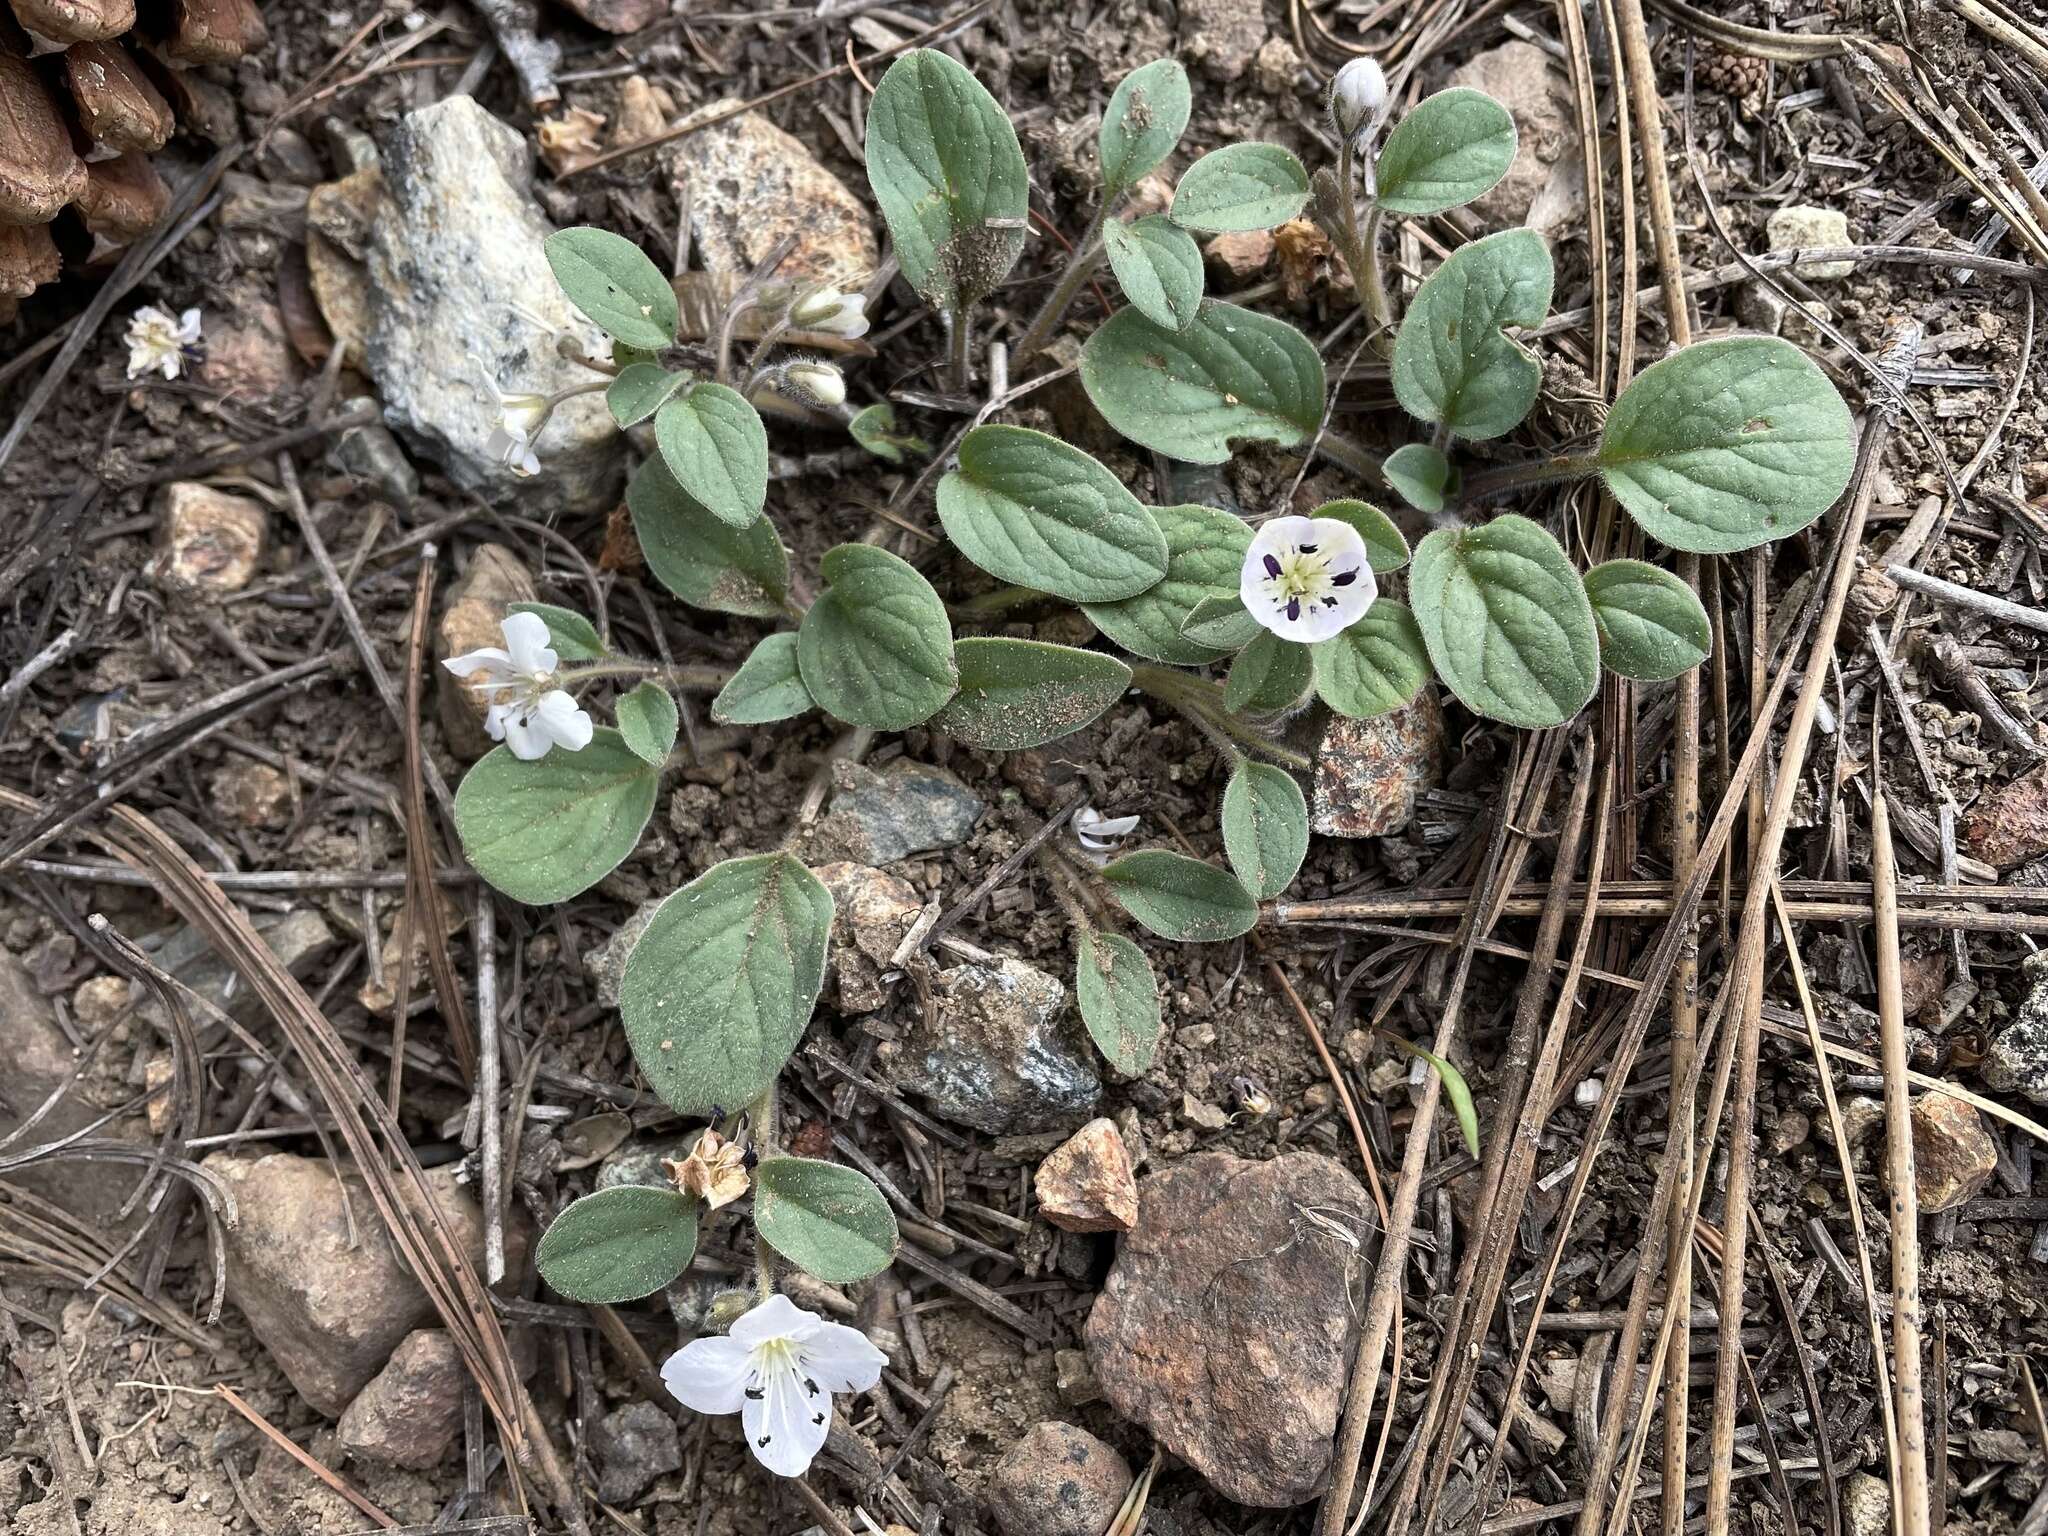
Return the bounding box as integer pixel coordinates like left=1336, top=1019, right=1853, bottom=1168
left=440, top=611, right=594, bottom=761
left=661, top=1294, right=887, bottom=1477
left=1239, top=515, right=1377, bottom=644
left=124, top=305, right=201, bottom=380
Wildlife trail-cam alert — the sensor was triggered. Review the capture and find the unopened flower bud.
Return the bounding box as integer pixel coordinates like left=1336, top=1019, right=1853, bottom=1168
left=783, top=361, right=846, bottom=409
left=788, top=286, right=870, bottom=339
left=1328, top=57, right=1389, bottom=141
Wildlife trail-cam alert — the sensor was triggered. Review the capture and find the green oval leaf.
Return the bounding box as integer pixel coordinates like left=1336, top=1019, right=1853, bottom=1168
left=1383, top=444, right=1453, bottom=515
left=712, top=633, right=814, bottom=725
left=1082, top=503, right=1250, bottom=665
left=754, top=1156, right=899, bottom=1284
left=453, top=729, right=659, bottom=905
left=1311, top=599, right=1432, bottom=718
left=936, top=425, right=1169, bottom=602
left=1314, top=499, right=1410, bottom=574
left=607, top=362, right=691, bottom=428
left=507, top=602, right=604, bottom=662
left=1180, top=593, right=1262, bottom=651
left=1221, top=759, right=1308, bottom=900
left=798, top=544, right=958, bottom=730
left=1081, top=300, right=1325, bottom=464
left=1391, top=229, right=1554, bottom=442
left=1583, top=560, right=1712, bottom=682
left=865, top=49, right=1029, bottom=312
left=1101, top=850, right=1259, bottom=942
left=1597, top=335, right=1855, bottom=555
left=544, top=227, right=679, bottom=351
left=654, top=383, right=770, bottom=529
left=1410, top=515, right=1599, bottom=728
left=1225, top=629, right=1312, bottom=714
left=619, top=853, right=833, bottom=1114
left=1076, top=931, right=1161, bottom=1075
left=1103, top=215, right=1205, bottom=331
left=1373, top=88, right=1518, bottom=217
left=616, top=681, right=678, bottom=764
left=535, top=1186, right=698, bottom=1304
left=1170, top=143, right=1311, bottom=233
left=850, top=401, right=929, bottom=466
left=933, top=638, right=1131, bottom=749
left=626, top=456, right=789, bottom=619
left=1100, top=59, right=1191, bottom=196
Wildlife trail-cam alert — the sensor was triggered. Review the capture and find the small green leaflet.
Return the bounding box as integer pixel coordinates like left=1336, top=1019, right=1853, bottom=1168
left=712, top=633, right=814, bottom=725
left=534, top=1186, right=699, bottom=1304
left=753, top=1156, right=899, bottom=1284
left=1391, top=228, right=1553, bottom=442
left=1597, top=335, right=1855, bottom=555
left=618, top=853, right=833, bottom=1114
left=625, top=456, right=789, bottom=619
left=1170, top=143, right=1311, bottom=233
left=1082, top=503, right=1250, bottom=666
left=1225, top=629, right=1311, bottom=714
left=1103, top=215, right=1204, bottom=332
left=1081, top=301, right=1324, bottom=464
left=1221, top=759, right=1309, bottom=899
left=850, top=402, right=929, bottom=465
left=653, top=383, right=770, bottom=528
left=1101, top=850, right=1259, bottom=942
left=1383, top=443, right=1454, bottom=515
left=865, top=49, right=1029, bottom=312
left=1180, top=593, right=1262, bottom=651
left=1373, top=88, right=1518, bottom=217
left=453, top=729, right=659, bottom=905
left=1310, top=600, right=1432, bottom=718
left=1389, top=1039, right=1481, bottom=1159
left=607, top=363, right=691, bottom=428
left=616, top=681, right=678, bottom=765
left=933, top=638, right=1131, bottom=749
left=507, top=602, right=604, bottom=661
left=544, top=228, right=679, bottom=351
left=797, top=544, right=958, bottom=730
left=1582, top=560, right=1713, bottom=681
left=1409, top=515, right=1599, bottom=728
left=1100, top=58, right=1191, bottom=196
left=1075, top=931, right=1161, bottom=1075
left=1313, top=499, right=1410, bottom=573
left=936, top=425, right=1168, bottom=603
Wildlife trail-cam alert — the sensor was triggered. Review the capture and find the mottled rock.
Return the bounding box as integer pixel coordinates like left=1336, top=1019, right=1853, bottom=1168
left=897, top=956, right=1099, bottom=1134
left=1312, top=692, right=1443, bottom=836
left=596, top=1135, right=693, bottom=1193
left=1035, top=1119, right=1138, bottom=1233
left=435, top=544, right=537, bottom=759
left=668, top=103, right=877, bottom=288
left=1842, top=1472, right=1890, bottom=1536
left=987, top=1423, right=1133, bottom=1536
left=1968, top=771, right=2048, bottom=870
left=202, top=1150, right=529, bottom=1415
left=1909, top=1094, right=1996, bottom=1212
left=554, top=0, right=663, bottom=33
left=152, top=483, right=267, bottom=594
left=1179, top=0, right=1268, bottom=80
left=198, top=287, right=302, bottom=401
left=1766, top=204, right=1854, bottom=280
left=337, top=1329, right=464, bottom=1468
left=591, top=1400, right=681, bottom=1505
left=814, top=760, right=984, bottom=865
left=1445, top=42, right=1569, bottom=225
left=209, top=760, right=291, bottom=828
left=1085, top=1152, right=1369, bottom=1506
left=1984, top=991, right=2048, bottom=1108
left=1205, top=229, right=1274, bottom=282
left=815, top=861, right=924, bottom=1012
left=586, top=895, right=664, bottom=1010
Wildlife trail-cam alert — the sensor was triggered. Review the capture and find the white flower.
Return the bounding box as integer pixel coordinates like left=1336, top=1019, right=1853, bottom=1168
left=783, top=361, right=847, bottom=409
left=498, top=390, right=553, bottom=438
left=1328, top=57, right=1390, bottom=142
left=483, top=424, right=542, bottom=478
left=661, top=1293, right=887, bottom=1478
left=788, top=287, right=870, bottom=339
left=124, top=305, right=201, bottom=380
left=1239, top=515, right=1377, bottom=644
left=440, top=611, right=594, bottom=760
left=1074, top=806, right=1141, bottom=859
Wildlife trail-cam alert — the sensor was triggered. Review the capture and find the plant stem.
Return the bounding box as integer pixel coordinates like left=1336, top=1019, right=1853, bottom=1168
left=1130, top=664, right=1313, bottom=772
left=750, top=1083, right=778, bottom=1300
left=1457, top=454, right=1602, bottom=503
left=556, top=659, right=732, bottom=691
left=1359, top=206, right=1393, bottom=353
left=947, top=584, right=1054, bottom=619
left=1033, top=846, right=1097, bottom=935
left=947, top=308, right=974, bottom=394
left=1012, top=204, right=1109, bottom=367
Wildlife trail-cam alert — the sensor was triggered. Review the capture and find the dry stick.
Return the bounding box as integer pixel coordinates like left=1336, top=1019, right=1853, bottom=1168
left=1873, top=792, right=1932, bottom=1536
left=216, top=1384, right=396, bottom=1528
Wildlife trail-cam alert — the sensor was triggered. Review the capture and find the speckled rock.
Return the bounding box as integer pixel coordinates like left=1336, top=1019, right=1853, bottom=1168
left=1085, top=1151, right=1369, bottom=1506
left=1445, top=42, right=1570, bottom=226
left=1966, top=770, right=2048, bottom=870
left=1766, top=204, right=1854, bottom=280
left=1179, top=0, right=1268, bottom=80
left=815, top=861, right=924, bottom=1013
left=1843, top=1472, right=1891, bottom=1536
left=435, top=544, right=537, bottom=760
left=668, top=102, right=877, bottom=288
left=337, top=1329, right=464, bottom=1468
left=554, top=0, right=663, bottom=33
left=152, top=483, right=267, bottom=594
left=987, top=1423, right=1133, bottom=1536
left=896, top=956, right=1099, bottom=1134
left=1984, top=953, right=2048, bottom=1105
left=591, top=1400, right=681, bottom=1505
left=1034, top=1118, right=1138, bottom=1233
left=813, top=760, right=985, bottom=866
left=1311, top=692, right=1443, bottom=836
left=585, top=894, right=664, bottom=1009
left=1909, top=1094, right=1997, bottom=1212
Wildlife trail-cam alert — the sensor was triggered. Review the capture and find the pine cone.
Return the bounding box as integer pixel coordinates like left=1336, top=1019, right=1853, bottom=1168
left=1697, top=46, right=1768, bottom=119
left=0, top=0, right=265, bottom=320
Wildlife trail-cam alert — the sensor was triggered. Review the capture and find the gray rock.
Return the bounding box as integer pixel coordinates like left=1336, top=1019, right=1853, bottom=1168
left=815, top=760, right=984, bottom=865
left=898, top=957, right=1099, bottom=1134
left=1766, top=204, right=1854, bottom=280
left=1085, top=1151, right=1370, bottom=1506
left=337, top=1329, right=464, bottom=1468
left=591, top=1400, right=681, bottom=1505
left=1445, top=42, right=1570, bottom=226
left=1179, top=0, right=1268, bottom=80
left=596, top=1136, right=692, bottom=1192
left=1985, top=954, right=2048, bottom=1106
left=329, top=419, right=419, bottom=509
left=362, top=96, right=621, bottom=510
left=1312, top=694, right=1443, bottom=837
left=987, top=1423, right=1133, bottom=1536
left=585, top=895, right=664, bottom=1009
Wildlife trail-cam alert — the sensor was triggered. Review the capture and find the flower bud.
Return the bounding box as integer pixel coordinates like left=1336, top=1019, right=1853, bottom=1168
left=788, top=286, right=870, bottom=339
left=497, top=390, right=552, bottom=438
left=783, top=361, right=846, bottom=409
left=1328, top=57, right=1389, bottom=141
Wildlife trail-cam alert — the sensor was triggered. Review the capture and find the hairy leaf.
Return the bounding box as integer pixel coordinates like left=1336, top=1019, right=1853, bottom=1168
left=754, top=1157, right=898, bottom=1284
left=653, top=383, right=769, bottom=528
left=1221, top=759, right=1309, bottom=899
left=1075, top=931, right=1161, bottom=1074
left=1103, top=215, right=1204, bottom=331
left=454, top=730, right=659, bottom=905
left=798, top=544, right=958, bottom=729
left=1171, top=143, right=1311, bottom=232
left=1582, top=559, right=1713, bottom=681
left=712, top=633, right=814, bottom=725
left=1391, top=229, right=1553, bottom=441
left=625, top=456, right=789, bottom=619
left=1101, top=850, right=1260, bottom=942
left=1082, top=503, right=1250, bottom=665
left=1310, top=599, right=1432, bottom=718
left=1373, top=88, right=1517, bottom=216
left=933, top=638, right=1130, bottom=749
left=544, top=228, right=678, bottom=350
left=535, top=1187, right=698, bottom=1304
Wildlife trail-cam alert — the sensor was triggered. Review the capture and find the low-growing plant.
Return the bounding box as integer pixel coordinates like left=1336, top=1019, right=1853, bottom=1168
left=445, top=46, right=1855, bottom=1475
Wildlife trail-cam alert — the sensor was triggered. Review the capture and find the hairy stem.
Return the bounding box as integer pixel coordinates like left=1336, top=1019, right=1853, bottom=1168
left=750, top=1083, right=779, bottom=1300
left=947, top=584, right=1056, bottom=620
left=1457, top=453, right=1602, bottom=502
left=947, top=307, right=975, bottom=394
left=1359, top=205, right=1393, bottom=351
left=1012, top=204, right=1109, bottom=367
left=1130, top=664, right=1313, bottom=772
left=555, top=659, right=732, bottom=691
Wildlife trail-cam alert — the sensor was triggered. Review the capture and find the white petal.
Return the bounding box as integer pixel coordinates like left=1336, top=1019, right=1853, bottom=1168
left=799, top=1322, right=887, bottom=1394
left=661, top=1337, right=752, bottom=1416
left=1075, top=808, right=1141, bottom=839
left=1303, top=517, right=1372, bottom=569
left=499, top=612, right=557, bottom=675
left=1280, top=597, right=1360, bottom=644
left=482, top=702, right=513, bottom=741
left=740, top=1362, right=832, bottom=1477
left=442, top=646, right=515, bottom=681
left=499, top=708, right=551, bottom=760
left=533, top=690, right=593, bottom=752
left=730, top=1294, right=822, bottom=1350
left=176, top=308, right=202, bottom=341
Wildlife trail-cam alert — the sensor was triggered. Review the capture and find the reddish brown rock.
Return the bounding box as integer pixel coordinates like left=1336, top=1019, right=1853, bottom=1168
left=814, top=862, right=924, bottom=1013
left=1311, top=691, right=1444, bottom=837
left=1034, top=1118, right=1138, bottom=1234
left=1204, top=229, right=1274, bottom=283
left=1084, top=1152, right=1369, bottom=1505
left=1966, top=770, right=2048, bottom=869
left=552, top=0, right=664, bottom=33
left=1909, top=1094, right=1996, bottom=1213
left=337, top=1329, right=464, bottom=1468
left=987, top=1423, right=1132, bottom=1536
